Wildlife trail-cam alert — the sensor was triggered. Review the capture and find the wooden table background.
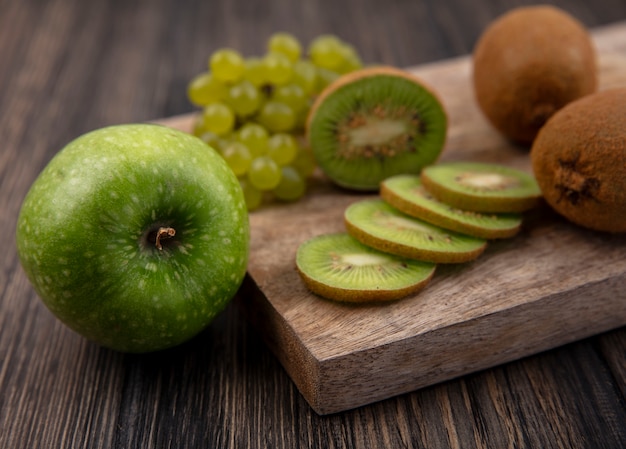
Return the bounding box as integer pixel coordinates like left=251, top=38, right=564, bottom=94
left=1, top=0, right=625, bottom=448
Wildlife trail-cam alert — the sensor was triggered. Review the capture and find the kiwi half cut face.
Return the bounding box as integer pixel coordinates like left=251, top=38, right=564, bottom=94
left=296, top=233, right=436, bottom=303
left=344, top=199, right=487, bottom=263
left=307, top=66, right=448, bottom=191
left=421, top=162, right=542, bottom=213
left=381, top=174, right=523, bottom=239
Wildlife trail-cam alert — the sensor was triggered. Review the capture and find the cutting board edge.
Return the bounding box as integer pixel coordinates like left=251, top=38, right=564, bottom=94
left=236, top=274, right=324, bottom=405
left=307, top=273, right=626, bottom=414
left=248, top=272, right=625, bottom=415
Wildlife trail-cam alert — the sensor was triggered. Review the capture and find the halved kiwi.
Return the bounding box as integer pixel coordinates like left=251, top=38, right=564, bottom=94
left=380, top=174, right=522, bottom=239
left=344, top=199, right=487, bottom=263
left=306, top=66, right=448, bottom=191
left=421, top=162, right=542, bottom=213
left=296, top=232, right=436, bottom=303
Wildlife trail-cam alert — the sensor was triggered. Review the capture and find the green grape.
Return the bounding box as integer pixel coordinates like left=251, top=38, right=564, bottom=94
left=248, top=156, right=282, bottom=190
left=187, top=72, right=228, bottom=106
left=192, top=114, right=208, bottom=137
left=268, top=32, right=302, bottom=62
left=337, top=43, right=363, bottom=74
left=221, top=141, right=253, bottom=176
left=273, top=166, right=306, bottom=201
left=267, top=133, right=298, bottom=166
left=262, top=52, right=293, bottom=86
left=243, top=57, right=268, bottom=87
left=201, top=131, right=234, bottom=154
left=291, top=145, right=317, bottom=178
left=239, top=178, right=264, bottom=211
left=272, top=83, right=307, bottom=113
left=199, top=130, right=224, bottom=151
left=292, top=60, right=318, bottom=95
left=315, top=67, right=340, bottom=93
left=256, top=101, right=296, bottom=133
left=210, top=48, right=245, bottom=83
left=308, top=35, right=346, bottom=71
left=226, top=80, right=261, bottom=117
left=202, top=102, right=235, bottom=135
left=237, top=123, right=269, bottom=157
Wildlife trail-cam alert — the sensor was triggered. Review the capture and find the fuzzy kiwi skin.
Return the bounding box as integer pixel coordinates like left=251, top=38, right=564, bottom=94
left=472, top=5, right=597, bottom=144
left=530, top=88, right=626, bottom=233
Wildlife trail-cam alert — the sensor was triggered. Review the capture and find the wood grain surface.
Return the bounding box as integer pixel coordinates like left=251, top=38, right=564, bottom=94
left=1, top=0, right=626, bottom=447
left=160, top=24, right=626, bottom=414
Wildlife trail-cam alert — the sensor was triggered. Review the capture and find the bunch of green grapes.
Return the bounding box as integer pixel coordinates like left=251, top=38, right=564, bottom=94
left=186, top=32, right=363, bottom=210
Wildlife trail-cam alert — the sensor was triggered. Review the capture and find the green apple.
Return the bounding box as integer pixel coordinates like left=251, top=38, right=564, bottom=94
left=16, top=123, right=249, bottom=353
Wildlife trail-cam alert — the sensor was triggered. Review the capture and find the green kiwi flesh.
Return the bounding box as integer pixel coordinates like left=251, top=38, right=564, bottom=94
left=344, top=199, right=487, bottom=263
left=421, top=162, right=542, bottom=213
left=307, top=66, right=447, bottom=191
left=296, top=232, right=436, bottom=303
left=380, top=174, right=522, bottom=239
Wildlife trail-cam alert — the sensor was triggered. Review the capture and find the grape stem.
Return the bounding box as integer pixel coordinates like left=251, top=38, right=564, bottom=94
left=155, top=227, right=176, bottom=250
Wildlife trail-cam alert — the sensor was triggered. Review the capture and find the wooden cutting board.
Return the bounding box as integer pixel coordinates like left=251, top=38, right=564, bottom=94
left=160, top=22, right=626, bottom=415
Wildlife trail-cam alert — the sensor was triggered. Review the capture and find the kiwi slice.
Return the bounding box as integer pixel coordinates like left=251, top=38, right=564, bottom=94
left=306, top=66, right=447, bottom=191
left=344, top=199, right=487, bottom=263
left=380, top=174, right=522, bottom=239
left=296, top=233, right=436, bottom=303
left=421, top=162, right=542, bottom=213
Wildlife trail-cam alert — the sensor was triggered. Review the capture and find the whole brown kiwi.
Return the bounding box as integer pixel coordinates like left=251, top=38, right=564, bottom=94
left=472, top=5, right=597, bottom=144
left=530, top=88, right=626, bottom=233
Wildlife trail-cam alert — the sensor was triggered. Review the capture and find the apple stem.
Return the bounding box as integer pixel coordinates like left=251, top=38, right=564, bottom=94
left=155, top=227, right=176, bottom=250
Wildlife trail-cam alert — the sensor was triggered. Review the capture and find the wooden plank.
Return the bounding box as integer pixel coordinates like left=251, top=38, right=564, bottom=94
left=159, top=23, right=626, bottom=415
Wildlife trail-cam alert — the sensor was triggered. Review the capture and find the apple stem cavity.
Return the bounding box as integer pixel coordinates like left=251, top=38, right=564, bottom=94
left=155, top=227, right=176, bottom=251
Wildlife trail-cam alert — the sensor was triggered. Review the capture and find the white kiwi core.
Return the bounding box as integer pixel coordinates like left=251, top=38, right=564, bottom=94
left=456, top=172, right=520, bottom=190
left=375, top=213, right=435, bottom=233
left=341, top=253, right=391, bottom=266
left=348, top=118, right=407, bottom=146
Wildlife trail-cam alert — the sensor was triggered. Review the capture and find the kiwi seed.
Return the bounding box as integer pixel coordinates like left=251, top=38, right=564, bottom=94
left=420, top=162, right=542, bottom=213
left=381, top=174, right=523, bottom=239
left=296, top=232, right=436, bottom=303
left=344, top=199, right=487, bottom=263
left=472, top=5, right=597, bottom=143
left=306, top=66, right=448, bottom=191
left=531, top=88, right=626, bottom=233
